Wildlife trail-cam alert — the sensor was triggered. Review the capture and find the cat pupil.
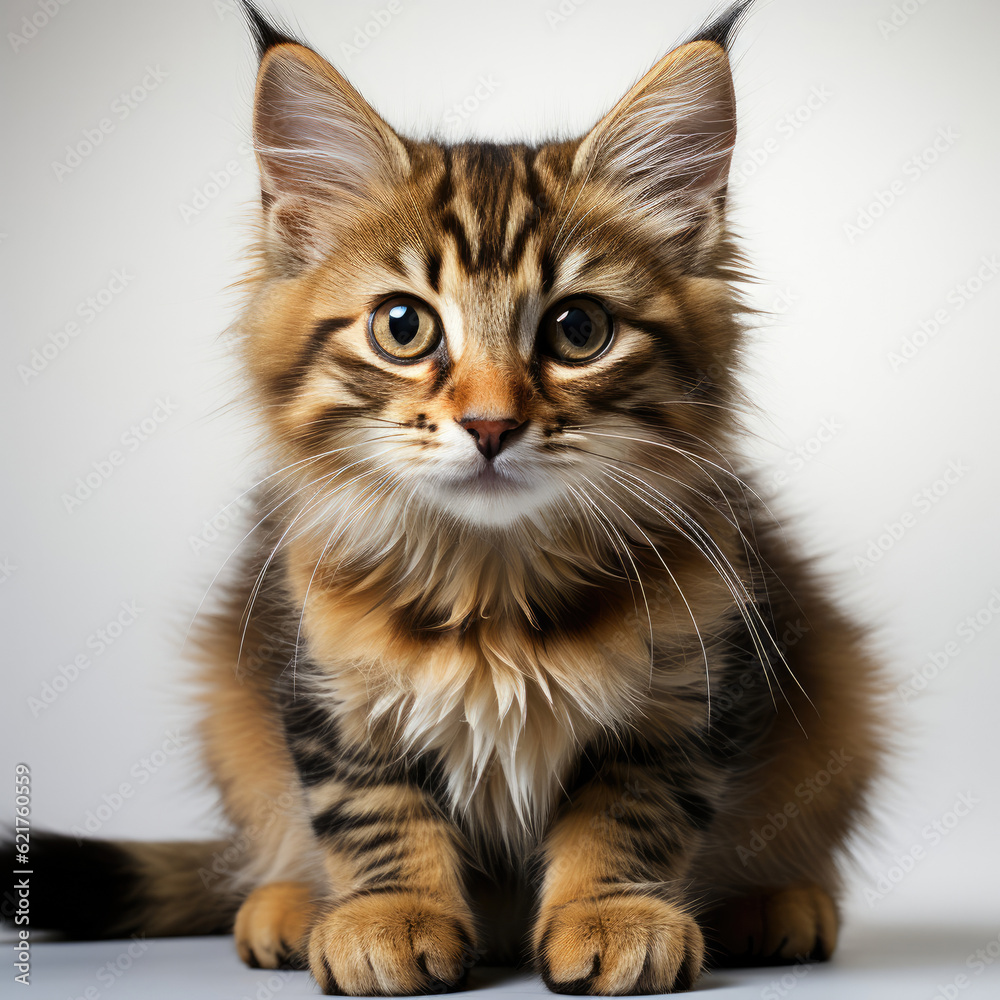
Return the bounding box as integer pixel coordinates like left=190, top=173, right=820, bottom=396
left=388, top=304, right=419, bottom=345
left=560, top=308, right=593, bottom=348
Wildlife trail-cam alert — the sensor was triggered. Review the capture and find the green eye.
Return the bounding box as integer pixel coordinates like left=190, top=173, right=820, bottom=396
left=541, top=297, right=613, bottom=363
left=369, top=296, right=442, bottom=361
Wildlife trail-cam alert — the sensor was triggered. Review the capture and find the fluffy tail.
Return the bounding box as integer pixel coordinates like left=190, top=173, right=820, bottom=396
left=3, top=832, right=241, bottom=939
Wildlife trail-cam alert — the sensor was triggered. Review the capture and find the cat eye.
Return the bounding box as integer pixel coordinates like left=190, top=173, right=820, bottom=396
left=369, top=296, right=442, bottom=362
left=540, top=297, right=614, bottom=363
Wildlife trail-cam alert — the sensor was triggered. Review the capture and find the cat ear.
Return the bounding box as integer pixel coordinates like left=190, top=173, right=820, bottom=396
left=251, top=38, right=409, bottom=206
left=573, top=38, right=737, bottom=213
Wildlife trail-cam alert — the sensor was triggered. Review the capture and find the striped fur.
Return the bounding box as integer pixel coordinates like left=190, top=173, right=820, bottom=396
left=7, top=2, right=886, bottom=995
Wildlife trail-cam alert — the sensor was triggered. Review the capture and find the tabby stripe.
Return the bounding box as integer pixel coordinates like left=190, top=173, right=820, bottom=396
left=628, top=319, right=704, bottom=393
left=290, top=747, right=341, bottom=787
left=362, top=865, right=406, bottom=885
left=425, top=249, right=442, bottom=292
left=424, top=356, right=451, bottom=397
left=273, top=316, right=354, bottom=398
left=504, top=147, right=543, bottom=271
left=348, top=829, right=402, bottom=856
left=441, top=209, right=475, bottom=271
left=311, top=804, right=392, bottom=840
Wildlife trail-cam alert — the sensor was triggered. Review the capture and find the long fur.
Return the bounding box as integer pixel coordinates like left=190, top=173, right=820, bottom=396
left=5, top=3, right=885, bottom=995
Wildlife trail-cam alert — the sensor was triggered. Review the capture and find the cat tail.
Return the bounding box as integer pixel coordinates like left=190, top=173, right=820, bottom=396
left=3, top=831, right=241, bottom=939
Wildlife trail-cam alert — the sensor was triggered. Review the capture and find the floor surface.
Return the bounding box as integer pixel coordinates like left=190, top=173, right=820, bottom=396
left=5, top=918, right=999, bottom=999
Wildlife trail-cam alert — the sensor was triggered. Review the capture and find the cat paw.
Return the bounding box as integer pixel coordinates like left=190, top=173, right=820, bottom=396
left=308, top=890, right=476, bottom=995
left=705, top=883, right=838, bottom=965
left=234, top=881, right=314, bottom=970
left=536, top=894, right=704, bottom=995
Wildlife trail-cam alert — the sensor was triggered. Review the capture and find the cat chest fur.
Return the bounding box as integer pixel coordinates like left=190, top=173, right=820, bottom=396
left=298, top=593, right=656, bottom=847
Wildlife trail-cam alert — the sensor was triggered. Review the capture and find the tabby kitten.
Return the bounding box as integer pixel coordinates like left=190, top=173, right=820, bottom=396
left=18, top=1, right=883, bottom=994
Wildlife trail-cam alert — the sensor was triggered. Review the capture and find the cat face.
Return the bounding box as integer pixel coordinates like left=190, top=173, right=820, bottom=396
left=242, top=36, right=744, bottom=532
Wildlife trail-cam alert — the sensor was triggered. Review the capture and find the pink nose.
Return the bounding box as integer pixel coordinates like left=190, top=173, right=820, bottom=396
left=459, top=417, right=523, bottom=460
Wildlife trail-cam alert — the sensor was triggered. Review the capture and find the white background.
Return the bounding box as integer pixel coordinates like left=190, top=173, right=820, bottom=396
left=2, top=0, right=998, bottom=996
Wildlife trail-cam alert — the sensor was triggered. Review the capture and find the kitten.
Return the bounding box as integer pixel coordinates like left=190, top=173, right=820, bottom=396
left=13, top=1, right=884, bottom=994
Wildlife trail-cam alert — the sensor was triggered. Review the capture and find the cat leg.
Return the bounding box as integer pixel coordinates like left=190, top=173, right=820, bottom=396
left=693, top=584, right=883, bottom=969
left=302, top=783, right=477, bottom=995
left=532, top=747, right=719, bottom=995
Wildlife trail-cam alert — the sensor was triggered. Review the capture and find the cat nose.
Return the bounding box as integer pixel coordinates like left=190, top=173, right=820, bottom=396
left=459, top=417, right=524, bottom=461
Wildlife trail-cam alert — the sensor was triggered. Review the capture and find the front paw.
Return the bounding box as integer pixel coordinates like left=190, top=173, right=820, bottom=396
left=308, top=890, right=476, bottom=996
left=536, top=894, right=704, bottom=995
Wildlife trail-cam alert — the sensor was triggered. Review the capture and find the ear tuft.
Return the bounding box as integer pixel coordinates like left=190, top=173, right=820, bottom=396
left=238, top=0, right=301, bottom=60
left=688, top=0, right=754, bottom=52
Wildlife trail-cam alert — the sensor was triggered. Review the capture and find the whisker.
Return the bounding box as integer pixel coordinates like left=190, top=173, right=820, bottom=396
left=578, top=474, right=713, bottom=722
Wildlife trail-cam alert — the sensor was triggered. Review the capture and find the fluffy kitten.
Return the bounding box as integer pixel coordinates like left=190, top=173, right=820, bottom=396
left=14, top=1, right=883, bottom=994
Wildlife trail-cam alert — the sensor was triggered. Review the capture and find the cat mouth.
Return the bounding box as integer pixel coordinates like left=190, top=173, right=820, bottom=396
left=452, top=460, right=529, bottom=494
